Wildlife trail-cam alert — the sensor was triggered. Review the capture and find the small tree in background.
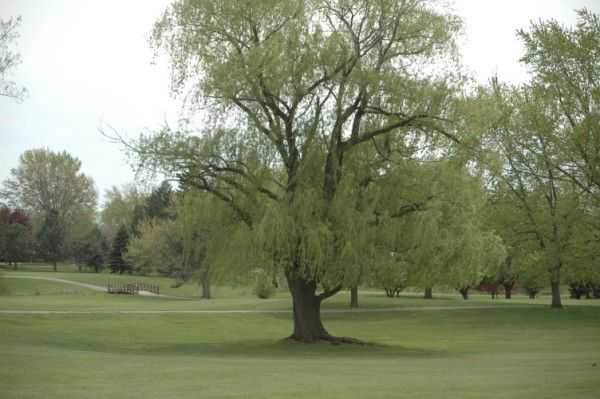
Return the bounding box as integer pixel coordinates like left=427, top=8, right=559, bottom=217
left=254, top=270, right=276, bottom=299
left=370, top=257, right=408, bottom=298
left=125, top=219, right=182, bottom=276
left=1, top=148, right=97, bottom=270
left=72, top=225, right=107, bottom=273
left=110, top=225, right=130, bottom=274
left=0, top=206, right=33, bottom=268
left=126, top=190, right=232, bottom=300
left=129, top=203, right=146, bottom=238
left=36, top=210, right=65, bottom=271
left=145, top=181, right=173, bottom=221
left=100, top=184, right=145, bottom=243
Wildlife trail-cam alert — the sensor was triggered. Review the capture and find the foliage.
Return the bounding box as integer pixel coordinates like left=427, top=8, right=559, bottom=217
left=125, top=219, right=182, bottom=275
left=71, top=225, right=107, bottom=273
left=110, top=225, right=130, bottom=274
left=518, top=251, right=547, bottom=299
left=133, top=0, right=499, bottom=340
left=1, top=149, right=97, bottom=267
left=125, top=189, right=236, bottom=298
left=101, top=181, right=172, bottom=246
left=0, top=206, right=32, bottom=265
left=472, top=9, right=600, bottom=306
left=0, top=16, right=26, bottom=101
left=36, top=210, right=65, bottom=267
left=130, top=203, right=146, bottom=237
left=112, top=1, right=600, bottom=337
left=145, top=181, right=173, bottom=220
left=475, top=80, right=589, bottom=307
left=370, top=256, right=408, bottom=298
left=518, top=9, right=600, bottom=197
left=100, top=184, right=145, bottom=243
left=1, top=149, right=97, bottom=218
left=568, top=281, right=590, bottom=300
left=253, top=269, right=276, bottom=299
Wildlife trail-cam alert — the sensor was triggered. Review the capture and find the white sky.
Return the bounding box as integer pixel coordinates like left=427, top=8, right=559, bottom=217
left=1, top=0, right=600, bottom=208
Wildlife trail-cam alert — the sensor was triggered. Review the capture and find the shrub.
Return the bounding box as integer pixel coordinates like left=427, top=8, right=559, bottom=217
left=254, top=271, right=275, bottom=299
left=568, top=281, right=590, bottom=299
left=591, top=282, right=600, bottom=299
left=519, top=254, right=545, bottom=299
left=384, top=287, right=404, bottom=298
left=523, top=286, right=542, bottom=299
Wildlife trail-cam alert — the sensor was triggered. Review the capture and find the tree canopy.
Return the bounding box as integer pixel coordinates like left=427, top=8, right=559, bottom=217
left=1, top=149, right=97, bottom=270
left=1, top=149, right=97, bottom=219
left=122, top=0, right=504, bottom=343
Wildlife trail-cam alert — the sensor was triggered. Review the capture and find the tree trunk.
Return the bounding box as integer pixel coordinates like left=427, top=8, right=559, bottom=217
left=53, top=261, right=57, bottom=272
left=13, top=262, right=18, bottom=271
left=200, top=275, right=211, bottom=299
left=288, top=277, right=328, bottom=343
left=503, top=282, right=513, bottom=299
left=424, top=287, right=433, bottom=299
left=350, top=286, right=358, bottom=308
left=551, top=280, right=562, bottom=308
left=459, top=287, right=469, bottom=300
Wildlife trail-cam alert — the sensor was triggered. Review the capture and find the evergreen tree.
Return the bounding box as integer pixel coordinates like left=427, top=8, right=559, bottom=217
left=145, top=181, right=173, bottom=220
left=72, top=225, right=107, bottom=273
left=130, top=203, right=146, bottom=238
left=110, top=225, right=129, bottom=274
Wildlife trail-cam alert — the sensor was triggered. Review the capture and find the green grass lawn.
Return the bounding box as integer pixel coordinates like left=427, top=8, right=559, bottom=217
left=1, top=272, right=599, bottom=398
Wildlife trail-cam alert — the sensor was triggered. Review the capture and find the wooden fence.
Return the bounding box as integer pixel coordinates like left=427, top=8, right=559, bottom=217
left=107, top=282, right=160, bottom=295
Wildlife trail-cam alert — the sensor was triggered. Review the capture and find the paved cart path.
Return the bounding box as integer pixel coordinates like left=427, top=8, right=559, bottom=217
left=1, top=274, right=186, bottom=299
left=1, top=274, right=539, bottom=315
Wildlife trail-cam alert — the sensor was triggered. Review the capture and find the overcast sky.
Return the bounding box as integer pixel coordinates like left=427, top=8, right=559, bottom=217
left=1, top=0, right=600, bottom=208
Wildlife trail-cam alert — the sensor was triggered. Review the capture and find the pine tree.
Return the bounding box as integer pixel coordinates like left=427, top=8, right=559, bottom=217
left=110, top=225, right=129, bottom=274
left=145, top=181, right=172, bottom=220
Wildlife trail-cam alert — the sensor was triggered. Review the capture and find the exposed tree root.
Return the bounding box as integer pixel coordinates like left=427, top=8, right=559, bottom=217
left=285, top=334, right=368, bottom=345
left=320, top=334, right=368, bottom=345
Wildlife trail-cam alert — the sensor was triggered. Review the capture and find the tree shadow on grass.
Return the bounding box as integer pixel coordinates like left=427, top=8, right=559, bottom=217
left=35, top=335, right=451, bottom=361
left=148, top=340, right=451, bottom=359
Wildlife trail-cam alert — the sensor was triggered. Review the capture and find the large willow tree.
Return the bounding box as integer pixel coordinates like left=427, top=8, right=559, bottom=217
left=136, top=0, right=463, bottom=342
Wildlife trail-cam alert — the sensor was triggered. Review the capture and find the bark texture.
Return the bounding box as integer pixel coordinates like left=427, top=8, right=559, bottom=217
left=551, top=280, right=563, bottom=308
left=201, top=277, right=211, bottom=299
left=350, top=286, right=359, bottom=308
left=286, top=275, right=361, bottom=344
left=289, top=278, right=328, bottom=342
left=503, top=282, right=514, bottom=299
left=424, top=287, right=433, bottom=299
